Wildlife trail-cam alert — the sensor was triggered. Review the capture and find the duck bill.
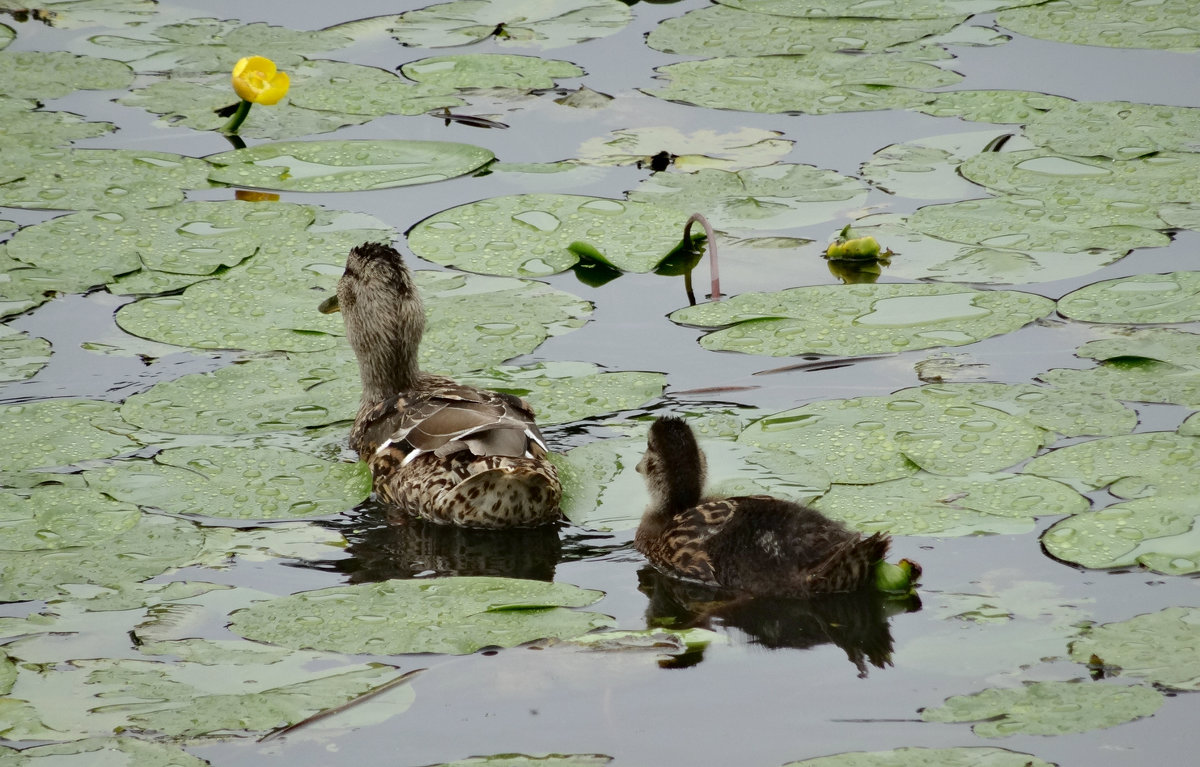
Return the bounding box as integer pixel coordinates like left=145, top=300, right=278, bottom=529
left=318, top=294, right=340, bottom=314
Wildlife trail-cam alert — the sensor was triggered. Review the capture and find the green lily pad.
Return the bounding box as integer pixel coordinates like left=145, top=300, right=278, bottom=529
left=0, top=50, right=132, bottom=99
left=814, top=472, right=1087, bottom=536
left=0, top=488, right=203, bottom=602
left=285, top=58, right=462, bottom=117
left=1181, top=413, right=1200, bottom=437
left=0, top=109, right=114, bottom=152
left=0, top=399, right=137, bottom=473
left=1057, top=271, right=1200, bottom=323
left=120, top=77, right=376, bottom=139
left=647, top=53, right=957, bottom=115
left=908, top=196, right=1171, bottom=255
left=8, top=201, right=316, bottom=286
left=670, top=283, right=1054, bottom=357
left=1038, top=329, right=1200, bottom=408
left=0, top=147, right=212, bottom=212
left=627, top=164, right=868, bottom=231
left=82, top=445, right=370, bottom=520
left=0, top=0, right=156, bottom=29
left=457, top=362, right=664, bottom=426
left=0, top=327, right=50, bottom=382
left=408, top=193, right=692, bottom=277
left=576, top=127, right=792, bottom=172
left=1023, top=432, right=1200, bottom=499
left=425, top=757, right=612, bottom=767
left=1043, top=496, right=1200, bottom=574
left=1069, top=606, right=1200, bottom=690
left=206, top=139, right=494, bottom=193
left=388, top=0, right=631, bottom=49
left=862, top=130, right=1017, bottom=200
left=921, top=680, right=1163, bottom=737
left=782, top=747, right=1055, bottom=767
left=997, top=0, right=1200, bottom=51
left=718, top=0, right=1044, bottom=19
left=738, top=391, right=1048, bottom=484
left=1024, top=100, right=1200, bottom=159
left=229, top=577, right=615, bottom=654
left=647, top=5, right=963, bottom=57
left=911, top=89, right=1073, bottom=122
left=0, top=738, right=207, bottom=767
left=401, top=53, right=582, bottom=90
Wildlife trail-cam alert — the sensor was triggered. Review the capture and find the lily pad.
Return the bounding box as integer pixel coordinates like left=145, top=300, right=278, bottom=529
left=206, top=140, right=494, bottom=193
left=1038, top=329, right=1200, bottom=408
left=0, top=50, right=133, bottom=99
left=738, top=392, right=1048, bottom=484
left=457, top=362, right=664, bottom=426
left=575, top=127, right=793, bottom=171
left=83, top=445, right=370, bottom=520
left=649, top=6, right=963, bottom=57
left=1056, top=271, right=1200, bottom=323
left=0, top=327, right=50, bottom=382
left=0, top=488, right=203, bottom=602
left=0, top=0, right=156, bottom=29
left=921, top=680, right=1163, bottom=737
left=1069, top=606, right=1200, bottom=690
left=782, top=747, right=1055, bottom=767
left=814, top=472, right=1087, bottom=537
left=627, top=164, right=868, bottom=231
left=907, top=196, right=1171, bottom=255
left=285, top=58, right=462, bottom=117
left=401, top=53, right=583, bottom=90
left=229, top=577, right=615, bottom=655
left=1023, top=432, right=1200, bottom=499
left=408, top=193, right=692, bottom=277
left=0, top=738, right=207, bottom=766
left=647, top=53, right=957, bottom=115
left=0, top=109, right=114, bottom=152
left=1043, top=496, right=1200, bottom=574
left=910, top=89, right=1072, bottom=122
left=861, top=130, right=1017, bottom=200
left=1024, top=100, right=1200, bottom=159
left=0, top=399, right=137, bottom=473
left=717, top=0, right=1044, bottom=19
left=997, top=0, right=1200, bottom=51
left=669, top=283, right=1054, bottom=357
left=426, top=757, right=612, bottom=767
left=388, top=0, right=631, bottom=49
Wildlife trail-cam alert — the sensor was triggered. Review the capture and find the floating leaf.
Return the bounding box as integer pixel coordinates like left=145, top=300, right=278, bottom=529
left=575, top=126, right=792, bottom=171
left=998, top=0, right=1200, bottom=51
left=0, top=399, right=136, bottom=473
left=861, top=130, right=1016, bottom=200
left=206, top=140, right=494, bottom=193
left=1023, top=432, right=1200, bottom=499
left=401, top=53, right=583, bottom=90
left=423, top=757, right=612, bottom=767
left=1069, top=606, right=1200, bottom=690
left=670, top=283, right=1054, bottom=357
left=83, top=445, right=370, bottom=520
left=0, top=327, right=50, bottom=382
left=0, top=109, right=114, bottom=153
left=627, top=164, right=867, bottom=231
left=1056, top=271, right=1200, bottom=324
left=229, top=577, right=614, bottom=655
left=0, top=738, right=207, bottom=767
left=457, top=362, right=664, bottom=426
left=1024, top=100, right=1200, bottom=159
left=814, top=472, right=1086, bottom=536
left=718, top=0, right=1045, bottom=19
left=738, top=392, right=1048, bottom=484
left=1043, top=496, right=1200, bottom=574
left=647, top=5, right=963, bottom=56
left=408, top=193, right=691, bottom=277
left=0, top=146, right=211, bottom=212
left=647, top=53, right=956, bottom=115
left=285, top=58, right=462, bottom=116
left=911, top=89, right=1072, bottom=122
left=0, top=0, right=157, bottom=29
left=1038, top=329, right=1200, bottom=408
left=388, top=0, right=631, bottom=49
left=921, top=680, right=1162, bottom=737
left=0, top=50, right=132, bottom=99
left=783, top=747, right=1054, bottom=767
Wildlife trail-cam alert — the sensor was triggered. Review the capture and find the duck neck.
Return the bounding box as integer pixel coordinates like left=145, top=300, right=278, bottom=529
left=347, top=301, right=425, bottom=408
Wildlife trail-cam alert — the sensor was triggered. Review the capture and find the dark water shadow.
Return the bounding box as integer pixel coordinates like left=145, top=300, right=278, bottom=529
left=638, top=566, right=920, bottom=677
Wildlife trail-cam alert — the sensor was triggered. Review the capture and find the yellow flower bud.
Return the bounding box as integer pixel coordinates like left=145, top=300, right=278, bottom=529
left=231, top=56, right=290, bottom=105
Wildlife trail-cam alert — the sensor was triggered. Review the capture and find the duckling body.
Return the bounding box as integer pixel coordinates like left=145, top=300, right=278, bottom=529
left=322, top=242, right=562, bottom=528
left=635, top=416, right=888, bottom=596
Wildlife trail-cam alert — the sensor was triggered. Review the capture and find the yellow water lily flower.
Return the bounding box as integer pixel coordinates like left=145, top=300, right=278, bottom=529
left=231, top=56, right=290, bottom=105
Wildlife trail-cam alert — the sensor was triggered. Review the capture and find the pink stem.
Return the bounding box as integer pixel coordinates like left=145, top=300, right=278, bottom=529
left=684, top=213, right=720, bottom=301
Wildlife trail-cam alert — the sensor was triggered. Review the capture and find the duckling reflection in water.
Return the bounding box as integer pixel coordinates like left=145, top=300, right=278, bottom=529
left=635, top=416, right=909, bottom=597
left=319, top=242, right=562, bottom=529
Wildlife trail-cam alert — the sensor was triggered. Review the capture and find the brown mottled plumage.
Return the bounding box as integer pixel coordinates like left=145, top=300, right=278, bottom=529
left=635, top=416, right=888, bottom=596
left=320, top=242, right=562, bottom=528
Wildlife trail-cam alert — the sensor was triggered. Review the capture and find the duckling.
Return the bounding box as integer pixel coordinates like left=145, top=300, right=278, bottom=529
left=319, top=242, right=562, bottom=528
left=635, top=416, right=890, bottom=596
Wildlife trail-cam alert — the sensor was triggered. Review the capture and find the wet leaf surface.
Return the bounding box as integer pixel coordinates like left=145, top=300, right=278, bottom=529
left=388, top=0, right=631, bottom=49
left=1069, top=606, right=1200, bottom=690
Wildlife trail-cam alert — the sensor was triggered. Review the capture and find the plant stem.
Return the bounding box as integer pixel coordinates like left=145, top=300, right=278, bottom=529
left=684, top=213, right=720, bottom=301
left=219, top=99, right=253, bottom=135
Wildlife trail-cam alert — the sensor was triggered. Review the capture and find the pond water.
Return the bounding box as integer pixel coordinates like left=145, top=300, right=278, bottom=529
left=2, top=1, right=1200, bottom=766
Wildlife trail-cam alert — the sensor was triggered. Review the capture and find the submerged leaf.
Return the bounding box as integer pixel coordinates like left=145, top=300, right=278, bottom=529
left=1069, top=606, right=1200, bottom=690
left=388, top=0, right=631, bottom=49
left=576, top=126, right=792, bottom=171
left=782, top=747, right=1055, bottom=767
left=718, top=0, right=1045, bottom=19
left=401, top=53, right=583, bottom=90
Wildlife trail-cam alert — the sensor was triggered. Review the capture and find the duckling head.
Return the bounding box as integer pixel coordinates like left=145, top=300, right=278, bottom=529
left=320, top=242, right=426, bottom=403
left=637, top=416, right=707, bottom=514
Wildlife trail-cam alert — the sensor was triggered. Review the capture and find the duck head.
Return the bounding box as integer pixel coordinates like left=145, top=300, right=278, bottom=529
left=638, top=416, right=707, bottom=514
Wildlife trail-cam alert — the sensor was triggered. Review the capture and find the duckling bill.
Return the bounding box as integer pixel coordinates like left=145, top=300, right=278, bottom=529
left=635, top=416, right=900, bottom=597
left=321, top=242, right=562, bottom=528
